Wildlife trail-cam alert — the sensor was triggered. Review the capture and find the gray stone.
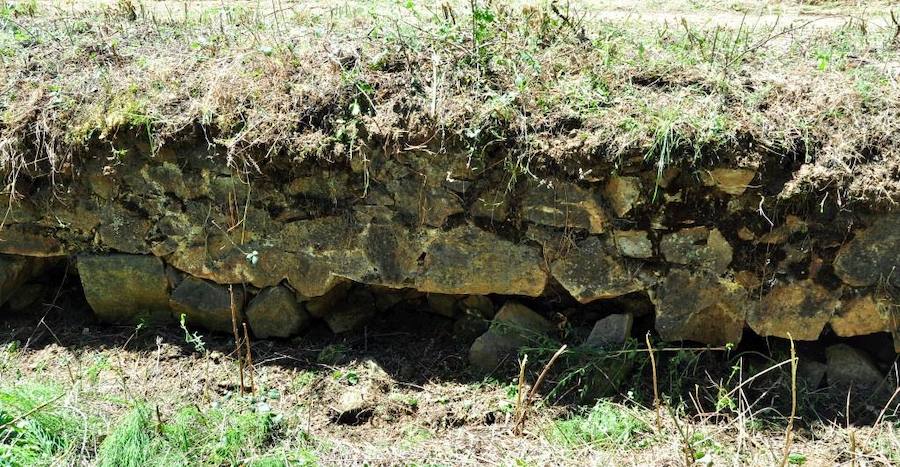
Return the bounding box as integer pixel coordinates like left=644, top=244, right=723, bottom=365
left=584, top=313, right=633, bottom=349
left=246, top=286, right=309, bottom=339
left=748, top=280, right=839, bottom=341
left=660, top=227, right=732, bottom=275
left=833, top=215, right=900, bottom=287
left=826, top=344, right=884, bottom=390
left=426, top=293, right=460, bottom=318
left=323, top=289, right=377, bottom=334
left=651, top=269, right=749, bottom=346
left=797, top=360, right=827, bottom=390
left=613, top=230, right=653, bottom=259
left=79, top=255, right=171, bottom=323
left=469, top=302, right=554, bottom=371
left=551, top=236, right=643, bottom=304
left=170, top=277, right=244, bottom=333
left=453, top=311, right=490, bottom=344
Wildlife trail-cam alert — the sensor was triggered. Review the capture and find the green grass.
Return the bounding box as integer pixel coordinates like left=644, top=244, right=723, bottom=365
left=98, top=398, right=288, bottom=467
left=548, top=400, right=652, bottom=450
left=0, top=383, right=90, bottom=466
left=0, top=379, right=316, bottom=467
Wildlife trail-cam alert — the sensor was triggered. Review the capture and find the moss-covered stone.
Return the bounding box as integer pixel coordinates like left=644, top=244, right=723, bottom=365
left=78, top=254, right=171, bottom=323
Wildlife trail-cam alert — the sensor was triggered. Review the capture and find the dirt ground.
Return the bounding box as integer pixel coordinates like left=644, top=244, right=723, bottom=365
left=2, top=292, right=898, bottom=466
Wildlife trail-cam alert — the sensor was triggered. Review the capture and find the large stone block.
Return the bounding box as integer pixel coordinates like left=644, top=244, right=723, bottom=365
left=78, top=255, right=171, bottom=323
left=748, top=280, right=840, bottom=341
left=652, top=269, right=748, bottom=345
left=551, top=236, right=643, bottom=304
left=417, top=225, right=547, bottom=297
left=830, top=294, right=896, bottom=337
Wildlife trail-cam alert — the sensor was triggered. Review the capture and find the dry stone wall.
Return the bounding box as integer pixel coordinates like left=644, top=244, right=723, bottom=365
left=0, top=139, right=897, bottom=356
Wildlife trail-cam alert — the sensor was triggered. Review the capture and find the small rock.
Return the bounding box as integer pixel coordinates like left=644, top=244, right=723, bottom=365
left=331, top=385, right=376, bottom=426
left=700, top=168, right=756, bottom=195
left=748, top=280, right=839, bottom=341
left=733, top=271, right=761, bottom=290
left=583, top=313, right=633, bottom=350
left=471, top=189, right=510, bottom=221
left=469, top=302, right=554, bottom=371
left=830, top=295, right=893, bottom=337
left=426, top=293, right=460, bottom=318
left=305, top=281, right=352, bottom=318
left=757, top=216, right=807, bottom=245
left=323, top=289, right=377, bottom=334
left=660, top=227, right=733, bottom=275
left=460, top=295, right=495, bottom=319
left=521, top=180, right=608, bottom=233
left=604, top=176, right=642, bottom=217
left=246, top=286, right=310, bottom=339
left=613, top=230, right=653, bottom=259
left=79, top=255, right=171, bottom=323
left=736, top=227, right=756, bottom=241
left=826, top=344, right=884, bottom=390
left=170, top=277, right=244, bottom=333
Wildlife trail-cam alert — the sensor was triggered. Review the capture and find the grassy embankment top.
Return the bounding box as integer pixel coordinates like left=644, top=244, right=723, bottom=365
left=1, top=0, right=899, bottom=204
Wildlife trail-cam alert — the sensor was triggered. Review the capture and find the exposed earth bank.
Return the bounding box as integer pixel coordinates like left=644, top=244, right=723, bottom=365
left=0, top=136, right=897, bottom=401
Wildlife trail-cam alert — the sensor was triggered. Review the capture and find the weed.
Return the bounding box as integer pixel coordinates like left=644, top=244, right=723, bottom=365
left=549, top=400, right=651, bottom=450
left=318, top=344, right=349, bottom=365
left=97, top=397, right=282, bottom=467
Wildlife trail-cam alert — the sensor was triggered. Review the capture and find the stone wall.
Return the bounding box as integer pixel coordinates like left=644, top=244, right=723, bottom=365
left=0, top=139, right=897, bottom=354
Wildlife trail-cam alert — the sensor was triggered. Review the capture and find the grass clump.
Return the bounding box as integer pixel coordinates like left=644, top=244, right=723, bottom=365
left=0, top=383, right=87, bottom=466
left=549, top=400, right=651, bottom=450
left=97, top=397, right=286, bottom=467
